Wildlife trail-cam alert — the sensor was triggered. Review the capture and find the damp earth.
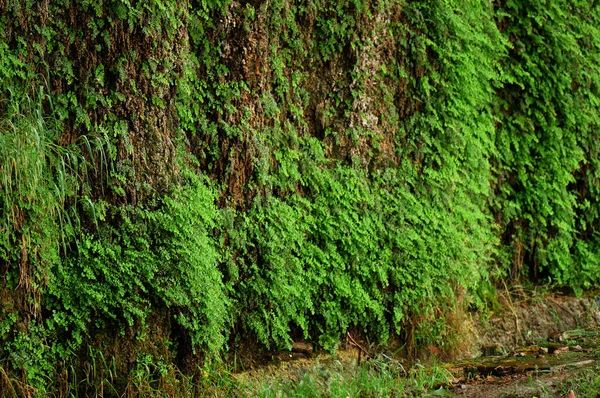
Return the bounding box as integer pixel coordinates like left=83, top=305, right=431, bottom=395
left=236, top=294, right=600, bottom=397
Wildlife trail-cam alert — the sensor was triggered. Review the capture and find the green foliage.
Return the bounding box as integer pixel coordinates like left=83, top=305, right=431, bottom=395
left=0, top=89, right=228, bottom=392
left=492, top=0, right=600, bottom=289
left=3, top=0, right=600, bottom=394
left=0, top=86, right=80, bottom=297
left=232, top=146, right=495, bottom=350
left=222, top=0, right=503, bottom=351
left=46, top=172, right=228, bottom=353
left=249, top=359, right=452, bottom=397
left=4, top=323, right=55, bottom=390
left=558, top=365, right=600, bottom=398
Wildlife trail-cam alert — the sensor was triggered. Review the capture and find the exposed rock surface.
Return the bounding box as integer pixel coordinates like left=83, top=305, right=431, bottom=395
left=475, top=295, right=600, bottom=354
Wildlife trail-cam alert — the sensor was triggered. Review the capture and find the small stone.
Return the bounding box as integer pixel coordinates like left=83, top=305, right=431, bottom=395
left=569, top=345, right=583, bottom=352
left=551, top=346, right=569, bottom=356
left=538, top=347, right=548, bottom=355
left=567, top=390, right=576, bottom=398
left=292, top=341, right=314, bottom=355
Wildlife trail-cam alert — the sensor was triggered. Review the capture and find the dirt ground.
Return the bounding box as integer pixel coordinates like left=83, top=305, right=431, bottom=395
left=452, top=293, right=600, bottom=397
left=475, top=293, right=600, bottom=353
left=236, top=293, right=600, bottom=397
left=450, top=371, right=575, bottom=398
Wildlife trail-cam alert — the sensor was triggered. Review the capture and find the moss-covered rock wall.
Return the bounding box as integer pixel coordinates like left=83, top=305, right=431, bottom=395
left=1, top=0, right=600, bottom=393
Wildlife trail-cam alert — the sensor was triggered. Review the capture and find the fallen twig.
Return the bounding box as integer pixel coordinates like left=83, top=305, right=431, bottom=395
left=346, top=332, right=373, bottom=363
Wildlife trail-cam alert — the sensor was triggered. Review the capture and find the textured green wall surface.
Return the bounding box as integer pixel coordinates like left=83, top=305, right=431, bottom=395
left=1, top=0, right=600, bottom=393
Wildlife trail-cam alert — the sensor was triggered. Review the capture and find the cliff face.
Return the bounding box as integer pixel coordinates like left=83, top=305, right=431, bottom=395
left=1, top=0, right=600, bottom=393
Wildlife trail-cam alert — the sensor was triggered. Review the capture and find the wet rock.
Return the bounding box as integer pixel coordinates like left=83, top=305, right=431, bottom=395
left=292, top=341, right=314, bottom=356
left=462, top=354, right=596, bottom=378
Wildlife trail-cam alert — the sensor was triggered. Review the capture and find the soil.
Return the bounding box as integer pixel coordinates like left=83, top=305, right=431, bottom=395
left=446, top=293, right=600, bottom=397
left=474, top=293, right=600, bottom=353
left=236, top=293, right=600, bottom=397
left=449, top=371, right=577, bottom=398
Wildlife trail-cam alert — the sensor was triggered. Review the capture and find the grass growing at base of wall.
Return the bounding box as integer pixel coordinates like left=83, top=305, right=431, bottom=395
left=0, top=350, right=453, bottom=398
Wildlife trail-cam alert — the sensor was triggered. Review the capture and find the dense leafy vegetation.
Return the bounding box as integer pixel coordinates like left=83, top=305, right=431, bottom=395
left=492, top=0, right=600, bottom=290
left=1, top=0, right=600, bottom=394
